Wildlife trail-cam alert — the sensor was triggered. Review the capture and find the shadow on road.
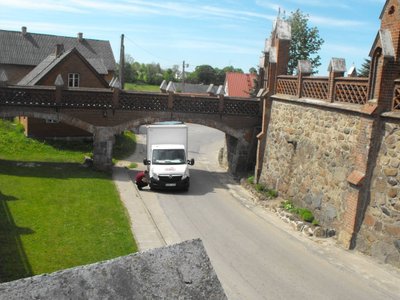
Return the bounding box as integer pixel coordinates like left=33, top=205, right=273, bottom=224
left=126, top=168, right=232, bottom=196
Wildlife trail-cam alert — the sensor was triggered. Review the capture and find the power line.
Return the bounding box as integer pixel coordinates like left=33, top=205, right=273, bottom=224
left=124, top=35, right=178, bottom=65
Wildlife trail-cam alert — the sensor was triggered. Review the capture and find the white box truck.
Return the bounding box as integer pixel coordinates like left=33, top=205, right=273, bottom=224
left=143, top=122, right=195, bottom=191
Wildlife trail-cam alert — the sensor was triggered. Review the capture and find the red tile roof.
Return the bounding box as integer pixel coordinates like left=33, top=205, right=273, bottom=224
left=225, top=72, right=257, bottom=98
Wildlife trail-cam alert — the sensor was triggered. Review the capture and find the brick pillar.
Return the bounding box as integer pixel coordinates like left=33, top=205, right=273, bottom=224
left=112, top=87, right=120, bottom=108
left=168, top=92, right=174, bottom=110
left=297, top=60, right=312, bottom=98
left=255, top=92, right=272, bottom=183
left=327, top=58, right=346, bottom=102
left=218, top=93, right=224, bottom=113
left=339, top=117, right=375, bottom=249
left=93, top=127, right=115, bottom=171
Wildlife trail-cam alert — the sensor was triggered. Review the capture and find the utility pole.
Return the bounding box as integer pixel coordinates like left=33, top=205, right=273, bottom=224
left=182, top=60, right=189, bottom=92
left=119, top=34, right=125, bottom=89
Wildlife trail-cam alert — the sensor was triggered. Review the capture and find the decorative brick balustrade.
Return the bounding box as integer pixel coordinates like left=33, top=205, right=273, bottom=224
left=334, top=78, right=368, bottom=105
left=62, top=89, right=113, bottom=108
left=119, top=91, right=168, bottom=111
left=276, top=75, right=369, bottom=105
left=0, top=86, right=56, bottom=106
left=0, top=85, right=260, bottom=117
left=302, top=77, right=329, bottom=100
left=173, top=95, right=219, bottom=114
left=393, top=79, right=400, bottom=110
left=276, top=76, right=297, bottom=95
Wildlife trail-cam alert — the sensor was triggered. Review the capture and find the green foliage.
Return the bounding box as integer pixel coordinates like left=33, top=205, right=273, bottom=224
left=128, top=162, right=138, bottom=169
left=285, top=9, right=324, bottom=75
left=188, top=65, right=216, bottom=85
left=299, top=209, right=314, bottom=222
left=255, top=183, right=264, bottom=192
left=121, top=55, right=246, bottom=86
left=266, top=189, right=278, bottom=198
left=113, top=131, right=137, bottom=160
left=0, top=162, right=137, bottom=282
left=358, top=58, right=370, bottom=78
left=0, top=119, right=90, bottom=163
left=281, top=200, right=317, bottom=224
left=124, top=83, right=160, bottom=92
left=247, top=175, right=255, bottom=184
left=0, top=119, right=137, bottom=163
left=282, top=200, right=295, bottom=211
left=312, top=219, right=319, bottom=226
left=248, top=180, right=278, bottom=199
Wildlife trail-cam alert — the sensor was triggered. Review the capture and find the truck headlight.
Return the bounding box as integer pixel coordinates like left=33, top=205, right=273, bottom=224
left=152, top=172, right=159, bottom=180
left=182, top=169, right=189, bottom=180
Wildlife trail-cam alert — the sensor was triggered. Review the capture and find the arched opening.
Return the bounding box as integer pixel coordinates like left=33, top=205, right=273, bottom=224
left=369, top=47, right=382, bottom=100
left=122, top=117, right=258, bottom=176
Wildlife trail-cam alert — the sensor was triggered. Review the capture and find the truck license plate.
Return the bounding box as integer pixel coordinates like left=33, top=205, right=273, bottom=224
left=166, top=183, right=176, bottom=187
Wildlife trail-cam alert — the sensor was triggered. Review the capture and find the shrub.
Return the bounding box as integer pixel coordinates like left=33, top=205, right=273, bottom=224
left=267, top=189, right=278, bottom=198
left=299, top=209, right=314, bottom=222
left=255, top=183, right=264, bottom=192
left=247, top=176, right=255, bottom=184
left=282, top=200, right=294, bottom=210
left=128, top=162, right=138, bottom=169
left=312, top=219, right=319, bottom=226
left=282, top=201, right=317, bottom=224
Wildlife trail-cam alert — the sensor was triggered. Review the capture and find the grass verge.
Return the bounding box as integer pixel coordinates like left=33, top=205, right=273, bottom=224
left=0, top=119, right=138, bottom=282
left=124, top=83, right=161, bottom=92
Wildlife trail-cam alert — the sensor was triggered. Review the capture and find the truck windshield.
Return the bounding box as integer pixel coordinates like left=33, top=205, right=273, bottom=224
left=152, top=149, right=186, bottom=165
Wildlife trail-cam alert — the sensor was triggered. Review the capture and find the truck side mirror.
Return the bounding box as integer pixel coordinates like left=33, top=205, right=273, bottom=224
left=143, top=158, right=150, bottom=165
left=187, top=158, right=195, bottom=166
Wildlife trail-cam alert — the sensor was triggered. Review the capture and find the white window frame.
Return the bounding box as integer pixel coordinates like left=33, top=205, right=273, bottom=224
left=68, top=73, right=80, bottom=87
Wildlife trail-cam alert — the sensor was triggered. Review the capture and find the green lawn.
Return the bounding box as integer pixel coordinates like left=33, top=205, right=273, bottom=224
left=0, top=119, right=137, bottom=283
left=124, top=83, right=161, bottom=92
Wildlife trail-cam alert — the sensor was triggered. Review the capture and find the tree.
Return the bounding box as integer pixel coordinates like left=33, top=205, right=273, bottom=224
left=123, top=54, right=136, bottom=83
left=285, top=10, right=324, bottom=75
left=249, top=67, right=258, bottom=75
left=190, top=65, right=216, bottom=84
left=358, top=58, right=371, bottom=77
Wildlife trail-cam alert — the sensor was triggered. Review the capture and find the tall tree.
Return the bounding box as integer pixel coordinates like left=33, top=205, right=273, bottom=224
left=358, top=58, right=371, bottom=77
left=285, top=10, right=324, bottom=75
left=190, top=65, right=216, bottom=84
left=249, top=67, right=258, bottom=75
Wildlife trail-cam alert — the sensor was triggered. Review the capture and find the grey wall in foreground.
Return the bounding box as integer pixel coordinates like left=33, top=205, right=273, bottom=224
left=0, top=239, right=227, bottom=299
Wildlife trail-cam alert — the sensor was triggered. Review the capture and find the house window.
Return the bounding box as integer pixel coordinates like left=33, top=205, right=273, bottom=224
left=68, top=73, right=80, bottom=87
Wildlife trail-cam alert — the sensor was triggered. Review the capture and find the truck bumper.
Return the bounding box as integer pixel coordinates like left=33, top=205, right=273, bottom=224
left=150, top=177, right=190, bottom=190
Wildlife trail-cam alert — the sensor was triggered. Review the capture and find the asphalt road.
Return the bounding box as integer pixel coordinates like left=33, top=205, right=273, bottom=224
left=135, top=123, right=400, bottom=300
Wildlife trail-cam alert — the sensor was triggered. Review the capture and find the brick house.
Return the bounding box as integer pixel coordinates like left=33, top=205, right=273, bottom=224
left=0, top=27, right=116, bottom=138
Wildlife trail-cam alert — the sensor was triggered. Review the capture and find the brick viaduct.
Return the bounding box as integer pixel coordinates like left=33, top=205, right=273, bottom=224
left=0, top=84, right=261, bottom=174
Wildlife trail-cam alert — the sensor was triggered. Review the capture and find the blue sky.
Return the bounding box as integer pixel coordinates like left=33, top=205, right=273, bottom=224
left=0, top=0, right=385, bottom=75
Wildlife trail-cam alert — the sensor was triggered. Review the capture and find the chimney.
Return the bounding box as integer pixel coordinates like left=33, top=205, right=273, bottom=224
left=77, top=32, right=83, bottom=42
left=55, top=44, right=64, bottom=57
left=21, top=26, right=27, bottom=36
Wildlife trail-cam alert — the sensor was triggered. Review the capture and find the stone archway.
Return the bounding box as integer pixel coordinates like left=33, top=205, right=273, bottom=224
left=113, top=116, right=258, bottom=175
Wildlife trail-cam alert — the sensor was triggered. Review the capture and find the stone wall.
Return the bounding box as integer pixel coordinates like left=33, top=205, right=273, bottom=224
left=259, top=99, right=362, bottom=230
left=356, top=118, right=400, bottom=267
left=0, top=239, right=227, bottom=299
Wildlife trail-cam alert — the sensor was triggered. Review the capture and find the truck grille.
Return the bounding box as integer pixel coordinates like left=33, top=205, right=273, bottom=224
left=159, top=175, right=182, bottom=183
